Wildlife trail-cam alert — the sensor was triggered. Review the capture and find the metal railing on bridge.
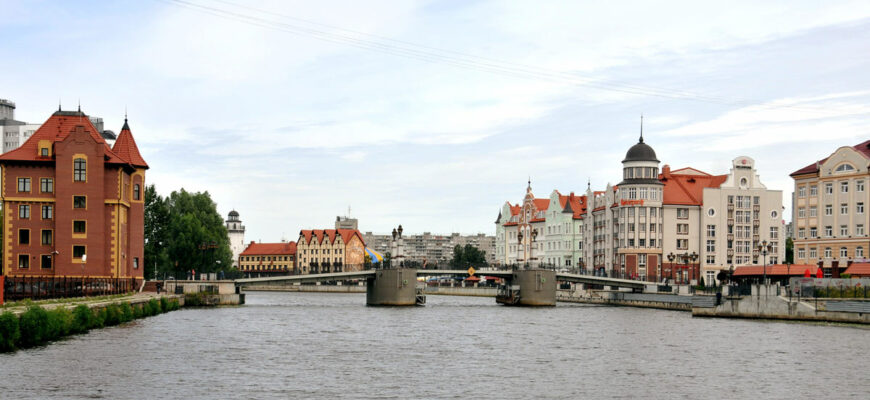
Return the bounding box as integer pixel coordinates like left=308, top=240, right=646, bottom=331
left=3, top=276, right=139, bottom=302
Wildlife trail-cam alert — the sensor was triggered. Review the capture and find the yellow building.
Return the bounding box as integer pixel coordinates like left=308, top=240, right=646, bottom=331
left=791, top=140, right=870, bottom=276
left=238, top=241, right=296, bottom=277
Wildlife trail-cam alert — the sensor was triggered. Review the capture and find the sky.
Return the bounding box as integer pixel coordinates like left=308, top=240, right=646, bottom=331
left=2, top=0, right=870, bottom=241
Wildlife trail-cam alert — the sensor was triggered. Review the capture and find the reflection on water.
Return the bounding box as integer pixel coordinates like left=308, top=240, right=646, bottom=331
left=0, top=292, right=867, bottom=399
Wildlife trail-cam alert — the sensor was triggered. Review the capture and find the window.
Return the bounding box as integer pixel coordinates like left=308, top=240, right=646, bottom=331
left=677, top=223, right=689, bottom=234
left=840, top=247, right=848, bottom=258
left=19, top=229, right=29, bottom=245
left=639, top=239, right=645, bottom=247
left=41, top=255, right=52, bottom=269
left=650, top=239, right=656, bottom=247
left=810, top=185, right=818, bottom=196
left=824, top=247, right=832, bottom=258
left=798, top=207, right=805, bottom=218
left=41, top=230, right=52, bottom=245
left=40, top=178, right=53, bottom=193
left=858, top=225, right=865, bottom=236
left=810, top=206, right=817, bottom=217
left=677, top=208, right=688, bottom=219
left=18, top=255, right=29, bottom=269
left=18, top=205, right=30, bottom=219
left=73, top=220, right=86, bottom=234
left=809, top=247, right=817, bottom=258
left=639, top=254, right=647, bottom=266
left=836, top=164, right=855, bottom=172
left=676, top=239, right=688, bottom=250
left=73, top=246, right=86, bottom=259
left=858, top=180, right=865, bottom=192
left=810, top=227, right=817, bottom=238
left=74, top=196, right=86, bottom=209
left=770, top=227, right=778, bottom=239
left=798, top=248, right=806, bottom=259
left=40, top=147, right=49, bottom=157
left=858, top=247, right=865, bottom=258
left=73, top=158, right=86, bottom=181
left=706, top=240, right=715, bottom=252
left=134, top=257, right=139, bottom=269
left=41, top=205, right=52, bottom=219
left=841, top=203, right=848, bottom=215
left=707, top=225, right=716, bottom=237
left=798, top=228, right=805, bottom=238
left=840, top=225, right=848, bottom=236
left=650, top=208, right=657, bottom=217
left=825, top=226, right=832, bottom=237
left=841, top=181, right=849, bottom=193
left=798, top=186, right=806, bottom=197
left=17, top=177, right=30, bottom=192
left=825, top=183, right=833, bottom=194
left=650, top=223, right=656, bottom=232
left=858, top=203, right=864, bottom=214
left=825, top=205, right=832, bottom=216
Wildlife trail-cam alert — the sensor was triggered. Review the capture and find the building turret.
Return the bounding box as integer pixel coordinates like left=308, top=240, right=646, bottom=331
left=226, top=210, right=246, bottom=268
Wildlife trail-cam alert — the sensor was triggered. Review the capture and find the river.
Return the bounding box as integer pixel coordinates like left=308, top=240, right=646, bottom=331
left=1, top=292, right=867, bottom=399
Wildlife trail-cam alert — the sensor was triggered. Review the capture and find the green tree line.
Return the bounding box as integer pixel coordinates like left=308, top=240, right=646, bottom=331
left=144, top=185, right=234, bottom=279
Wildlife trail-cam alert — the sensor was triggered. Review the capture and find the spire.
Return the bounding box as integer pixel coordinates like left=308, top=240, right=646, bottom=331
left=639, top=114, right=644, bottom=143
left=77, top=99, right=81, bottom=113
left=587, top=178, right=591, bottom=190
left=58, top=100, right=61, bottom=112
left=527, top=176, right=532, bottom=193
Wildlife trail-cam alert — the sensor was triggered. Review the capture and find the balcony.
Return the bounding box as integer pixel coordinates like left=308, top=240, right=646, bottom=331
left=727, top=249, right=734, bottom=256
left=753, top=220, right=760, bottom=227
left=727, top=219, right=734, bottom=226
left=727, top=233, right=733, bottom=241
left=753, top=204, right=760, bottom=212
left=727, top=203, right=734, bottom=211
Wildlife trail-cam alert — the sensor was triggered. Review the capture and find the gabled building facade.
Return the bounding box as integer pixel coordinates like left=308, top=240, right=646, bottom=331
left=239, top=241, right=296, bottom=277
left=0, top=109, right=148, bottom=281
left=296, top=229, right=366, bottom=274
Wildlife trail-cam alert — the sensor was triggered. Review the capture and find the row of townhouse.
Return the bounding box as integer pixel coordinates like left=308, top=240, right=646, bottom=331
left=495, top=132, right=785, bottom=285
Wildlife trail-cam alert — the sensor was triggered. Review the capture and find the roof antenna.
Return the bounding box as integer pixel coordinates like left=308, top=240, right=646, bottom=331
left=639, top=114, right=644, bottom=143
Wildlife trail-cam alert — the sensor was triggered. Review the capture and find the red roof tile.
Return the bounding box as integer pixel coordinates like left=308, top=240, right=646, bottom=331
left=240, top=241, right=297, bottom=256
left=733, top=264, right=819, bottom=276
left=790, top=139, right=870, bottom=176
left=533, top=198, right=549, bottom=211
left=660, top=167, right=727, bottom=206
left=843, top=263, right=870, bottom=277
left=0, top=110, right=127, bottom=165
left=112, top=120, right=149, bottom=168
left=299, top=229, right=365, bottom=246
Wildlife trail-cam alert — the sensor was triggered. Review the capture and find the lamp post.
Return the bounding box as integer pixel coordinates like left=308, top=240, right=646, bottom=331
left=757, top=240, right=773, bottom=285
left=81, top=253, right=87, bottom=297
left=530, top=228, right=538, bottom=268
left=667, top=252, right=675, bottom=284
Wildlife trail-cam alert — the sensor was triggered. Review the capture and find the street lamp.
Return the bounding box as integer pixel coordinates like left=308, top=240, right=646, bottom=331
left=757, top=240, right=774, bottom=285
left=667, top=252, right=675, bottom=284
left=81, top=253, right=87, bottom=297
left=531, top=228, right=538, bottom=268
left=517, top=231, right=524, bottom=267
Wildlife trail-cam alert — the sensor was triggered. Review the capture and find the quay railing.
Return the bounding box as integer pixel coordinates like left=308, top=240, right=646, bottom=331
left=3, top=276, right=139, bottom=302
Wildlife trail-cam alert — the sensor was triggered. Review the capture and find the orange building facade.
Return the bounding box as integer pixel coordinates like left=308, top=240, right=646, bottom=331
left=296, top=229, right=366, bottom=274
left=0, top=109, right=148, bottom=282
left=239, top=241, right=297, bottom=277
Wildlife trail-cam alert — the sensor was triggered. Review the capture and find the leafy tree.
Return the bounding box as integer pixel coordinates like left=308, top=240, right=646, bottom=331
left=145, top=186, right=233, bottom=279
left=451, top=244, right=487, bottom=268
left=785, top=237, right=794, bottom=264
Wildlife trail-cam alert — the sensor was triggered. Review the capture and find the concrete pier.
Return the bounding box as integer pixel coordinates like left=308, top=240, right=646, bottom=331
left=497, top=269, right=556, bottom=306
left=366, top=268, right=421, bottom=306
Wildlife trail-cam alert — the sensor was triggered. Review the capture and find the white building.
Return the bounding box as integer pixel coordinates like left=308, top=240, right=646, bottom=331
left=1, top=99, right=40, bottom=153
left=226, top=210, right=246, bottom=268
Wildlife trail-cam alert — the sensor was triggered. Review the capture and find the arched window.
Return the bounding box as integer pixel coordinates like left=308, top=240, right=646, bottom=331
left=840, top=247, right=848, bottom=258
left=856, top=247, right=864, bottom=258
left=73, top=158, right=86, bottom=181
left=835, top=163, right=855, bottom=173
left=133, top=184, right=141, bottom=200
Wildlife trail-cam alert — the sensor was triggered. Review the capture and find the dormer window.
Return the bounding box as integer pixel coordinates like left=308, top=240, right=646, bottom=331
left=40, top=148, right=49, bottom=157
left=835, top=163, right=855, bottom=173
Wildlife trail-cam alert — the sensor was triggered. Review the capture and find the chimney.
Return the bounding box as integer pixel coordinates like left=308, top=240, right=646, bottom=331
left=662, top=164, right=671, bottom=178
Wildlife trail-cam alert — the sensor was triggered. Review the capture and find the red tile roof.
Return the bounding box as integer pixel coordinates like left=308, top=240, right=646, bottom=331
left=299, top=229, right=365, bottom=246
left=0, top=110, right=128, bottom=165
left=558, top=192, right=588, bottom=220
left=733, top=264, right=819, bottom=276
left=659, top=166, right=727, bottom=206
left=112, top=120, right=149, bottom=168
left=843, top=263, right=870, bottom=277
left=790, top=139, right=870, bottom=176
left=240, top=241, right=297, bottom=256
left=533, top=198, right=549, bottom=211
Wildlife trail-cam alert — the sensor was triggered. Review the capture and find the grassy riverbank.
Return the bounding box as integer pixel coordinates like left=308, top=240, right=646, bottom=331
left=0, top=297, right=180, bottom=352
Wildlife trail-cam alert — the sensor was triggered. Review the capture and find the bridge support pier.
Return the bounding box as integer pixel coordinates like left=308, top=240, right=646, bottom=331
left=366, top=268, right=422, bottom=306
left=496, top=269, right=556, bottom=306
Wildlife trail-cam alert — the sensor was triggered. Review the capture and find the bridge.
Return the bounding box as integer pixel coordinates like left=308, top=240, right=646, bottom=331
left=235, top=268, right=646, bottom=307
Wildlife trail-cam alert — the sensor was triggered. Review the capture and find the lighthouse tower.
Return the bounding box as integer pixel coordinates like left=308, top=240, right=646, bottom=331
left=226, top=210, right=246, bottom=268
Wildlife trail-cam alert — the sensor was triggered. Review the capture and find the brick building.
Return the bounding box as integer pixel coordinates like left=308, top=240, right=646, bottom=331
left=0, top=109, right=147, bottom=281
left=239, top=241, right=296, bottom=277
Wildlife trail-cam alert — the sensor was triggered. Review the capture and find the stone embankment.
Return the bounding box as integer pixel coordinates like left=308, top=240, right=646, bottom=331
left=692, top=285, right=870, bottom=324
left=556, top=289, right=693, bottom=311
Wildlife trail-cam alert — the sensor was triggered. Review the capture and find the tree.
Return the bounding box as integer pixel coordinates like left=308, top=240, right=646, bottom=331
left=451, top=244, right=487, bottom=268
left=144, top=186, right=234, bottom=279
left=785, top=237, right=794, bottom=264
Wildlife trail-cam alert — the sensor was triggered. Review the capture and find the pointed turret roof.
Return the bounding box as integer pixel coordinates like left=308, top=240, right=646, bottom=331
left=112, top=118, right=149, bottom=169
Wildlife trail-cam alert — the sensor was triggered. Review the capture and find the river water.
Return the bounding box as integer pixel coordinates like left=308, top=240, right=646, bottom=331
left=1, top=292, right=867, bottom=399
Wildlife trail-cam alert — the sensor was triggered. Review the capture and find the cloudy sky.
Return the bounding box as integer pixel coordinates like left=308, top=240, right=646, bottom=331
left=2, top=0, right=870, bottom=241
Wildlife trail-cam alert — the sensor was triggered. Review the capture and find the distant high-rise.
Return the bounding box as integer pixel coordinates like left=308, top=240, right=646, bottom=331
left=1, top=99, right=41, bottom=153
left=335, top=215, right=358, bottom=230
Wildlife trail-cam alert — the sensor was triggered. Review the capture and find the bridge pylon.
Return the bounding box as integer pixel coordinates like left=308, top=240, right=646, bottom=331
left=366, top=268, right=423, bottom=306
left=496, top=269, right=556, bottom=306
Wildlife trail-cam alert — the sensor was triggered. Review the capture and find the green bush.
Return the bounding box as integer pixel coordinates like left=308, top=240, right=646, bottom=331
left=168, top=298, right=180, bottom=311
left=160, top=297, right=170, bottom=312
left=46, top=307, right=73, bottom=340
left=18, top=306, right=49, bottom=347
left=184, top=293, right=206, bottom=306
left=71, top=305, right=94, bottom=334
left=104, top=304, right=121, bottom=326
left=94, top=307, right=108, bottom=329
left=132, top=304, right=143, bottom=319
left=120, top=303, right=134, bottom=323
left=149, top=299, right=162, bottom=315
left=0, top=311, right=21, bottom=352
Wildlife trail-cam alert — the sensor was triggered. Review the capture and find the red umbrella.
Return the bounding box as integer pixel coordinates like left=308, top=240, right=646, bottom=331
left=804, top=269, right=811, bottom=277
left=816, top=268, right=824, bottom=278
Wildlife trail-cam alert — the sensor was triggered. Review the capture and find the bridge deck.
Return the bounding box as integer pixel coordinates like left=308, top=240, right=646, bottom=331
left=555, top=273, right=646, bottom=289
left=235, top=270, right=375, bottom=284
